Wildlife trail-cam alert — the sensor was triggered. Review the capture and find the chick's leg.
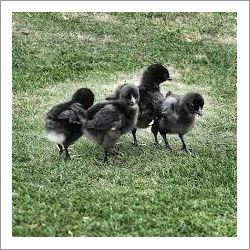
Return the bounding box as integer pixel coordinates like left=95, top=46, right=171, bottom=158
left=151, top=121, right=159, bottom=145
left=102, top=132, right=118, bottom=162
left=160, top=132, right=172, bottom=151
left=63, top=144, right=71, bottom=161
left=103, top=149, right=109, bottom=163
left=179, top=134, right=190, bottom=154
left=57, top=144, right=63, bottom=155
left=131, top=128, right=138, bottom=146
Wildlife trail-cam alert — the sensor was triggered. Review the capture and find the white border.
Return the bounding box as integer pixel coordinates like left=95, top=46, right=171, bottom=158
left=1, top=1, right=249, bottom=249
left=1, top=1, right=249, bottom=12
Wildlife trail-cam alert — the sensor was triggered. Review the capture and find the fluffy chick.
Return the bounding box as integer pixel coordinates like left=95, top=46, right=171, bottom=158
left=106, top=63, right=172, bottom=146
left=45, top=88, right=94, bottom=160
left=82, top=84, right=139, bottom=162
left=151, top=91, right=204, bottom=153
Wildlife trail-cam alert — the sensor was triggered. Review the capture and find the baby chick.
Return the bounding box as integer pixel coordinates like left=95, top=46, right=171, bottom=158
left=106, top=63, right=172, bottom=146
left=45, top=88, right=94, bottom=160
left=151, top=91, right=204, bottom=153
left=82, top=84, right=139, bottom=162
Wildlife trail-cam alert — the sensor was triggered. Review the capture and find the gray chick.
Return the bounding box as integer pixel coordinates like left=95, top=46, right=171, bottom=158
left=45, top=88, right=94, bottom=160
left=106, top=63, right=172, bottom=146
left=82, top=84, right=139, bottom=162
left=151, top=91, right=204, bottom=153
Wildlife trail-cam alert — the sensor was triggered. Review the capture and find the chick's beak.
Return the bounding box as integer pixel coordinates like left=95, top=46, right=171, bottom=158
left=196, top=107, right=203, bottom=116
left=129, top=96, right=136, bottom=106
left=167, top=77, right=172, bottom=81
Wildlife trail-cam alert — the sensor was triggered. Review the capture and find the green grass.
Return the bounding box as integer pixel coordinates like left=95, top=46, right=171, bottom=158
left=12, top=12, right=237, bottom=237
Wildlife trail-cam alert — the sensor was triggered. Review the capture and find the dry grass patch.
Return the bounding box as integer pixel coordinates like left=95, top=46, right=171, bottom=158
left=61, top=12, right=89, bottom=20
left=72, top=32, right=96, bottom=41
left=183, top=32, right=237, bottom=45
left=35, top=31, right=96, bottom=42
left=217, top=35, right=237, bottom=45
left=91, top=12, right=117, bottom=23
left=183, top=32, right=202, bottom=42
left=202, top=34, right=237, bottom=45
left=35, top=31, right=117, bottom=44
left=61, top=12, right=118, bottom=24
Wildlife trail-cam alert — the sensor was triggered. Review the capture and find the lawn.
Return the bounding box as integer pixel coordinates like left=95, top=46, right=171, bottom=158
left=12, top=12, right=237, bottom=237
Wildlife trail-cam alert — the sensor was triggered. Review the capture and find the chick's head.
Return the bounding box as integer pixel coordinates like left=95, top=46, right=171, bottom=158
left=142, top=64, right=172, bottom=85
left=72, top=88, right=94, bottom=109
left=183, top=92, right=204, bottom=116
left=119, top=84, right=140, bottom=107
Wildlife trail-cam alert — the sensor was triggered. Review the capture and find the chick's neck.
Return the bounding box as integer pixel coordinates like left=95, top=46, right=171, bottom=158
left=139, top=83, right=160, bottom=92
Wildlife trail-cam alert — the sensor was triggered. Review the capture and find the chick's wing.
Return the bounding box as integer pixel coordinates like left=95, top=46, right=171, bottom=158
left=57, top=103, right=84, bottom=124
left=161, top=95, right=179, bottom=118
left=85, top=105, right=120, bottom=131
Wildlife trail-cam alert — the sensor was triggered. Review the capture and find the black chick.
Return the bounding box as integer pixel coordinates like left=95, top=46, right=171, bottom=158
left=106, top=64, right=172, bottom=146
left=82, top=84, right=139, bottom=162
left=151, top=91, right=204, bottom=153
left=45, top=88, right=94, bottom=160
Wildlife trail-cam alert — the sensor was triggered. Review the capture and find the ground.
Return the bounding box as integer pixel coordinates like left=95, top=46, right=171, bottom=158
left=12, top=12, right=237, bottom=237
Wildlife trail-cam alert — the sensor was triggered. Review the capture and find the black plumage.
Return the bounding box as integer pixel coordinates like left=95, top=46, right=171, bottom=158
left=151, top=91, right=204, bottom=153
left=45, top=88, right=94, bottom=160
left=106, top=64, right=172, bottom=145
left=82, top=84, right=139, bottom=162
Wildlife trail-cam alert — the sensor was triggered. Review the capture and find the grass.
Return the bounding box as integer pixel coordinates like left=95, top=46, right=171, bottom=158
left=12, top=12, right=237, bottom=237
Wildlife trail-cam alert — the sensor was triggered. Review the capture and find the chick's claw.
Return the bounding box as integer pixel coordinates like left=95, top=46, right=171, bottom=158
left=179, top=148, right=192, bottom=155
